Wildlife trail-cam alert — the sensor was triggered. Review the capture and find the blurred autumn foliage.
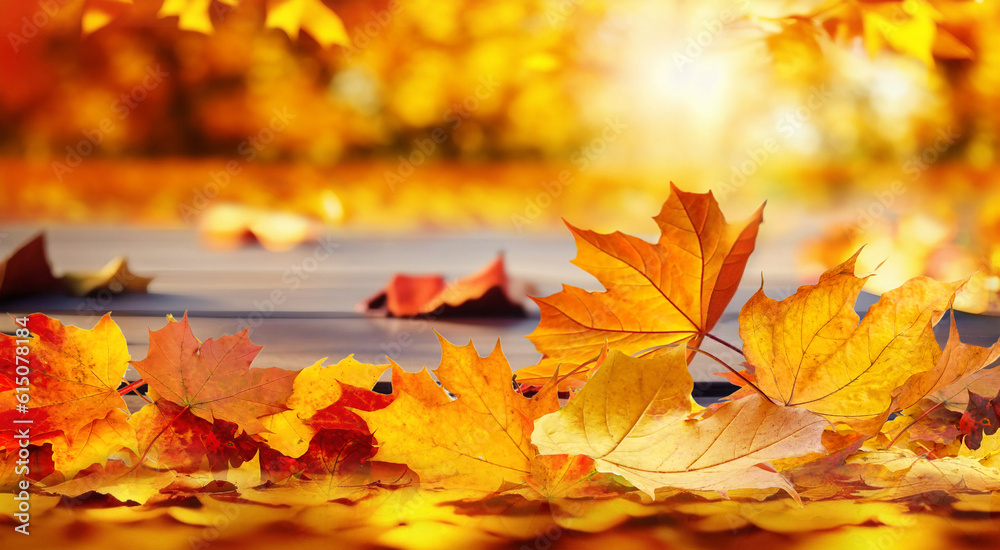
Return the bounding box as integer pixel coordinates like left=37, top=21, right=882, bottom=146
left=2, top=0, right=999, bottom=165
left=2, top=0, right=1000, bottom=301
left=0, top=0, right=1000, bottom=164
left=1, top=0, right=611, bottom=160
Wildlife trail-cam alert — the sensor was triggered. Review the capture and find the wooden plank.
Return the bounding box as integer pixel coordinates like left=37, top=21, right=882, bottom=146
left=1, top=227, right=997, bottom=388
left=0, top=226, right=805, bottom=316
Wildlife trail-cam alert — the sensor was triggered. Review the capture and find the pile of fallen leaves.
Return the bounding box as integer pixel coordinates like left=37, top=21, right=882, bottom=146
left=3, top=185, right=1000, bottom=549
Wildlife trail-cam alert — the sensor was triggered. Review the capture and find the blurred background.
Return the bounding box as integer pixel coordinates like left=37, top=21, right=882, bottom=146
left=1, top=0, right=999, bottom=313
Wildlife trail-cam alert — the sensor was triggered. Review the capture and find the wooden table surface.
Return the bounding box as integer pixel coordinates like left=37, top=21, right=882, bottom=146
left=1, top=226, right=998, bottom=400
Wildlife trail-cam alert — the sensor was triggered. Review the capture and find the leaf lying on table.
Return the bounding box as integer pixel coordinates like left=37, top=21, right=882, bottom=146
left=880, top=398, right=964, bottom=451
left=531, top=347, right=828, bottom=501
left=359, top=253, right=526, bottom=318
left=520, top=184, right=764, bottom=389
left=61, top=257, right=153, bottom=297
left=50, top=409, right=138, bottom=478
left=892, top=311, right=1000, bottom=414
left=0, top=443, right=57, bottom=490
left=877, top=324, right=1000, bottom=452
left=0, top=233, right=65, bottom=301
left=198, top=203, right=325, bottom=251
left=257, top=370, right=414, bottom=486
left=0, top=233, right=153, bottom=302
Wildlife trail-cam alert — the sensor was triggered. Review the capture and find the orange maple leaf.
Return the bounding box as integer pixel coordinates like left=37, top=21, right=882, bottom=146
left=132, top=314, right=296, bottom=435
left=521, top=184, right=764, bottom=385
left=0, top=313, right=130, bottom=443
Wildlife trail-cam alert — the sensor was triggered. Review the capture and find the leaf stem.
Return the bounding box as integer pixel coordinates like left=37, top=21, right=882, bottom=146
left=547, top=349, right=605, bottom=390
left=634, top=343, right=777, bottom=405
left=886, top=400, right=945, bottom=448
left=118, top=378, right=146, bottom=396
left=119, top=378, right=152, bottom=404
left=705, top=332, right=744, bottom=357
left=118, top=404, right=190, bottom=480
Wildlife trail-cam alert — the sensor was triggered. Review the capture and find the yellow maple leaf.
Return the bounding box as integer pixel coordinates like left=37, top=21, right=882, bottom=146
left=356, top=334, right=562, bottom=492
left=739, top=249, right=963, bottom=431
left=259, top=355, right=388, bottom=458
left=532, top=347, right=828, bottom=501
left=892, top=311, right=1000, bottom=412
left=861, top=3, right=937, bottom=66
left=60, top=257, right=153, bottom=297
left=49, top=409, right=138, bottom=477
